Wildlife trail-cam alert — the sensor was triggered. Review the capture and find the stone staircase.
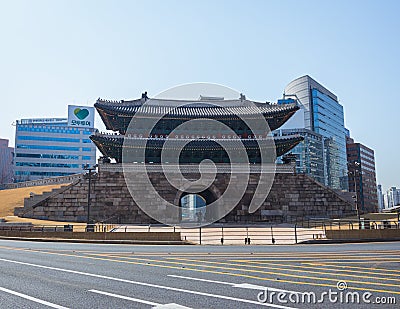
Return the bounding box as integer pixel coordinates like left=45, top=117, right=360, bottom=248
left=14, top=180, right=81, bottom=217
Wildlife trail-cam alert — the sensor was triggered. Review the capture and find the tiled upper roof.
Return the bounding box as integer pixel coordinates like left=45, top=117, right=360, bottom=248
left=95, top=97, right=299, bottom=118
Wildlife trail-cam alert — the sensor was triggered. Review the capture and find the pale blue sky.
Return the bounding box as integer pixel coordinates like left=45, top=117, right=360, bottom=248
left=0, top=0, right=399, bottom=190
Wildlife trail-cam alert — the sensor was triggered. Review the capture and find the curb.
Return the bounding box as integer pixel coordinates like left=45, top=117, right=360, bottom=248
left=0, top=236, right=191, bottom=245
left=300, top=238, right=400, bottom=244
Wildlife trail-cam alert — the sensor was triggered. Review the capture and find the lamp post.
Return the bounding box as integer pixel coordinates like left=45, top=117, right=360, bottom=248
left=84, top=164, right=98, bottom=229
left=396, top=200, right=400, bottom=225
left=348, top=161, right=361, bottom=229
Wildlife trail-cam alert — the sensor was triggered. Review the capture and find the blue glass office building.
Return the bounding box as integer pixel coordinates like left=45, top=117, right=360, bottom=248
left=14, top=106, right=97, bottom=182
left=274, top=128, right=326, bottom=185
left=280, top=75, right=348, bottom=190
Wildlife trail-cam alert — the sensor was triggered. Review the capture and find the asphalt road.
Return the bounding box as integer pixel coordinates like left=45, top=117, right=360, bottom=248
left=0, top=240, right=399, bottom=308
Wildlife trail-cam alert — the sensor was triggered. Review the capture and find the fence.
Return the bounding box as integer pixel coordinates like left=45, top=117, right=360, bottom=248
left=0, top=223, right=116, bottom=233
left=180, top=226, right=325, bottom=245
left=111, top=224, right=325, bottom=245
left=90, top=219, right=400, bottom=244
left=298, top=218, right=400, bottom=231
left=1, top=219, right=399, bottom=244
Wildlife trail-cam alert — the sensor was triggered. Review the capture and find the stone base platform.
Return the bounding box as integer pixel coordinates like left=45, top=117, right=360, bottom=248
left=20, top=162, right=356, bottom=224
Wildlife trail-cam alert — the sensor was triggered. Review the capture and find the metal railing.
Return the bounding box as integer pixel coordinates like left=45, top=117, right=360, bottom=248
left=111, top=224, right=325, bottom=245
left=180, top=226, right=325, bottom=245
left=296, top=218, right=400, bottom=231
left=0, top=223, right=117, bottom=233
left=1, top=219, right=398, bottom=244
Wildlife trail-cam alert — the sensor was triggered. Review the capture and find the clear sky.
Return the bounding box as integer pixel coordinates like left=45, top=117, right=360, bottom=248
left=0, top=0, right=399, bottom=191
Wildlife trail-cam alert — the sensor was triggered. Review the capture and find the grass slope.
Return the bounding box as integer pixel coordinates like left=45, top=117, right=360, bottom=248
left=0, top=185, right=63, bottom=218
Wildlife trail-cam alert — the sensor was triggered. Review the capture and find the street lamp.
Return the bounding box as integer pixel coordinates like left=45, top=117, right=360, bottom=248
left=84, top=163, right=98, bottom=229
left=348, top=161, right=361, bottom=229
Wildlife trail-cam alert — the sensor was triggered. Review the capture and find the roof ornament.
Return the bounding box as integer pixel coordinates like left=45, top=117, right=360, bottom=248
left=141, top=91, right=149, bottom=102
left=240, top=93, right=246, bottom=102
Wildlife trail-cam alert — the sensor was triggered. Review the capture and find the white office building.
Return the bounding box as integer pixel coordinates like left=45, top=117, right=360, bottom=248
left=14, top=105, right=97, bottom=182
left=0, top=138, right=14, bottom=185
left=385, top=187, right=400, bottom=209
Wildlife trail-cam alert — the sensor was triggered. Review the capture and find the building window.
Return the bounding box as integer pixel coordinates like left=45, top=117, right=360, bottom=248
left=16, top=144, right=80, bottom=151
left=18, top=135, right=80, bottom=143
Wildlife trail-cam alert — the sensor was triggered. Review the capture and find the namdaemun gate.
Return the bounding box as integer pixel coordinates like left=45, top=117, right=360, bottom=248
left=20, top=92, right=356, bottom=224
left=91, top=93, right=302, bottom=164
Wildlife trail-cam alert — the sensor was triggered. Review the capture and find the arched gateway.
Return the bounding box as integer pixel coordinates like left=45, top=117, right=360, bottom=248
left=176, top=185, right=220, bottom=223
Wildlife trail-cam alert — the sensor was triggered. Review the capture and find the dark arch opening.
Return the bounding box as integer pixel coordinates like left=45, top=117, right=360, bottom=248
left=179, top=189, right=217, bottom=223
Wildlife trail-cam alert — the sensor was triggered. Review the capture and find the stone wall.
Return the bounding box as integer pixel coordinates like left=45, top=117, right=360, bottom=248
left=4, top=174, right=82, bottom=190
left=21, top=163, right=356, bottom=223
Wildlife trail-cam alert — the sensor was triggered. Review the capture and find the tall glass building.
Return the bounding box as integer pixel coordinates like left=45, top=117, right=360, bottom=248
left=346, top=137, right=378, bottom=213
left=14, top=106, right=97, bottom=182
left=181, top=194, right=207, bottom=223
left=280, top=75, right=348, bottom=189
left=274, top=128, right=326, bottom=185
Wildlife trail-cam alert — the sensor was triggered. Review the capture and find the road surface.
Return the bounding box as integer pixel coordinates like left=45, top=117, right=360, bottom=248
left=0, top=240, right=398, bottom=308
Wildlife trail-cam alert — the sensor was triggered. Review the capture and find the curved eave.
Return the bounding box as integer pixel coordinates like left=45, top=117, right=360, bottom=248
left=94, top=102, right=300, bottom=133
left=90, top=134, right=303, bottom=160
left=275, top=136, right=303, bottom=157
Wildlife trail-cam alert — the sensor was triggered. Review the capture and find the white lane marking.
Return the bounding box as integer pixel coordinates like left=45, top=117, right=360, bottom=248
left=0, top=286, right=68, bottom=309
left=168, top=274, right=303, bottom=294
left=168, top=274, right=233, bottom=286
left=89, top=289, right=158, bottom=306
left=0, top=257, right=296, bottom=309
left=89, top=289, right=192, bottom=308
left=233, top=283, right=302, bottom=294
left=153, top=304, right=192, bottom=309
